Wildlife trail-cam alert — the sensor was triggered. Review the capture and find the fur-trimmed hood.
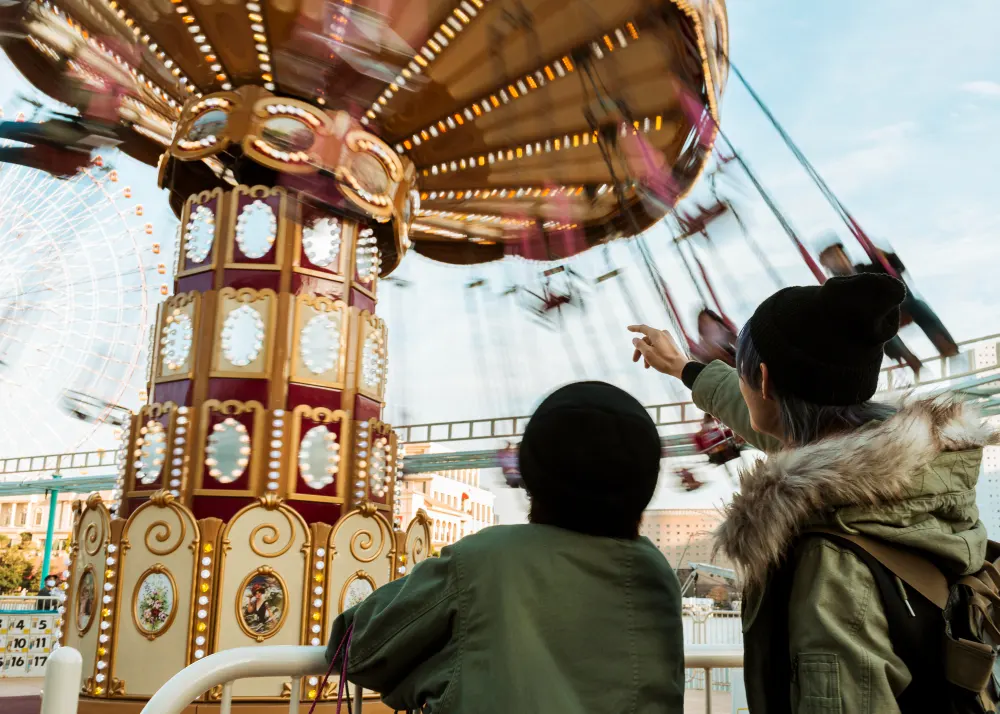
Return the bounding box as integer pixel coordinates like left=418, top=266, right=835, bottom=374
left=716, top=397, right=998, bottom=589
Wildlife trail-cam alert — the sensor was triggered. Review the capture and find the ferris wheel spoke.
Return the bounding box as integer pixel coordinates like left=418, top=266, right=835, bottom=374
left=0, top=154, right=159, bottom=457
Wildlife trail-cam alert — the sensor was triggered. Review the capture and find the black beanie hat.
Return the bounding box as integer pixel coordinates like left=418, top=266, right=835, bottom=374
left=520, top=381, right=661, bottom=536
left=747, top=273, right=905, bottom=406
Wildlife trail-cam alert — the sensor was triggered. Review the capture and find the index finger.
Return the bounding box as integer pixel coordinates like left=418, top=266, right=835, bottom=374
left=627, top=324, right=656, bottom=337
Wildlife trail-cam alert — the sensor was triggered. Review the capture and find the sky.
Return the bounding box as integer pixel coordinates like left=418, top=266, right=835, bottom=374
left=2, top=0, right=999, bottom=521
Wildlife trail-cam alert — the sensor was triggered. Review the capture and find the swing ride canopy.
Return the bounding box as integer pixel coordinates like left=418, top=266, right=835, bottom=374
left=2, top=0, right=728, bottom=268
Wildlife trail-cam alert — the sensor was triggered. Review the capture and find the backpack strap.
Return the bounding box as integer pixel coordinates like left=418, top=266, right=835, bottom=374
left=810, top=527, right=949, bottom=609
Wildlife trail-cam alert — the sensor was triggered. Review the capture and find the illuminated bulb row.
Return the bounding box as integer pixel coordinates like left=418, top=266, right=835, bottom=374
left=132, top=123, right=173, bottom=147
left=542, top=221, right=580, bottom=231
left=103, top=0, right=201, bottom=98
left=41, top=3, right=182, bottom=109
left=306, top=544, right=328, bottom=699
left=54, top=561, right=70, bottom=648
left=410, top=223, right=467, bottom=240
left=111, top=421, right=131, bottom=514
left=265, top=103, right=322, bottom=127
left=191, top=542, right=214, bottom=661
left=355, top=228, right=380, bottom=281
left=354, top=421, right=370, bottom=501
left=92, top=542, right=119, bottom=695
left=169, top=1, right=231, bottom=89
left=394, top=22, right=639, bottom=152
left=416, top=209, right=533, bottom=227
left=266, top=410, right=285, bottom=492
left=178, top=135, right=218, bottom=150
left=307, top=545, right=327, bottom=699
left=364, top=0, right=489, bottom=125
left=133, top=421, right=165, bottom=485
left=419, top=185, right=592, bottom=202
left=341, top=171, right=391, bottom=206
left=246, top=1, right=275, bottom=91
left=356, top=138, right=400, bottom=174
left=27, top=35, right=60, bottom=62
left=170, top=407, right=189, bottom=497
left=252, top=139, right=310, bottom=164
left=393, top=442, right=405, bottom=531
left=421, top=116, right=664, bottom=178
left=206, top=418, right=250, bottom=481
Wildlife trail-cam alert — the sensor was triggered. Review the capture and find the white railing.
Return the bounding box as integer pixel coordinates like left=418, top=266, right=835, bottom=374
left=43, top=645, right=744, bottom=714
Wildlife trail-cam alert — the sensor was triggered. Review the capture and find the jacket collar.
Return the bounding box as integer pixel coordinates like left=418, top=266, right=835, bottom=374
left=715, top=396, right=997, bottom=588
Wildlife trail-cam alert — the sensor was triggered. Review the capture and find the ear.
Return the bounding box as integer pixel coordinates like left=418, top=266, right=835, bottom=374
left=760, top=363, right=772, bottom=400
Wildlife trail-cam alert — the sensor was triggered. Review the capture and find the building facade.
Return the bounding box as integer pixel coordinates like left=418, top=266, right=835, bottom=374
left=399, top=444, right=496, bottom=551
left=639, top=508, right=731, bottom=570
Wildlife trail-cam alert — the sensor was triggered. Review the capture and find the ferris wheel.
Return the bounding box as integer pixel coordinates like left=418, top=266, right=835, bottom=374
left=0, top=136, right=161, bottom=459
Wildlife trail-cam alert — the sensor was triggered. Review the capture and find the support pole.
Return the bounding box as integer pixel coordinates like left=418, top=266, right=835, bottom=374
left=41, top=646, right=82, bottom=714
left=39, top=473, right=61, bottom=583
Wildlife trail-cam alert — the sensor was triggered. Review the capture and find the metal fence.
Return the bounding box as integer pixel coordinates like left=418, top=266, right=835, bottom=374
left=0, top=595, right=59, bottom=613
left=683, top=610, right=743, bottom=693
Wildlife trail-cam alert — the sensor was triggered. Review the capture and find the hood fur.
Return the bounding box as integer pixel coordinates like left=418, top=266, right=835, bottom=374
left=715, top=396, right=998, bottom=588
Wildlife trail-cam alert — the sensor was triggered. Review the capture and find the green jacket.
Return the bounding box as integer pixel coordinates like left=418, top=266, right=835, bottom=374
left=692, top=361, right=994, bottom=714
left=326, top=524, right=685, bottom=713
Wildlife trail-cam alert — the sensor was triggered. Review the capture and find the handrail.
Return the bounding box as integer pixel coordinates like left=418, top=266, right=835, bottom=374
left=132, top=644, right=744, bottom=714
left=141, top=646, right=330, bottom=714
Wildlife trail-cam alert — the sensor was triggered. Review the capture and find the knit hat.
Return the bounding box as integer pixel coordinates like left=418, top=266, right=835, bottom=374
left=747, top=274, right=905, bottom=405
left=520, top=382, right=661, bottom=536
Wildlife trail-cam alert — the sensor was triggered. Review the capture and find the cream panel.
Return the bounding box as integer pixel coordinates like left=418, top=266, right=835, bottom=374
left=326, top=510, right=394, bottom=620
left=64, top=499, right=110, bottom=690
left=113, top=497, right=199, bottom=696
left=217, top=501, right=309, bottom=699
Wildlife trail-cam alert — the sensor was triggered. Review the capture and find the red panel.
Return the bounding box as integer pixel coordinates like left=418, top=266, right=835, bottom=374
left=222, top=269, right=281, bottom=292
left=291, top=273, right=345, bottom=301
left=207, top=378, right=269, bottom=404
left=124, top=496, right=149, bottom=517
left=153, top=380, right=193, bottom=407
left=182, top=195, right=220, bottom=273
left=132, top=411, right=172, bottom=492
left=191, top=496, right=256, bottom=524
left=176, top=272, right=213, bottom=294
left=292, top=420, right=343, bottom=499
left=349, top=288, right=375, bottom=312
left=287, top=499, right=342, bottom=528
left=197, top=409, right=255, bottom=492
left=232, top=194, right=281, bottom=264
left=353, top=394, right=381, bottom=422
left=287, top=384, right=343, bottom=412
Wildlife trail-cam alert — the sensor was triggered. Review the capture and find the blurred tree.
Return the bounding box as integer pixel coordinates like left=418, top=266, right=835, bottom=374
left=0, top=544, right=38, bottom=594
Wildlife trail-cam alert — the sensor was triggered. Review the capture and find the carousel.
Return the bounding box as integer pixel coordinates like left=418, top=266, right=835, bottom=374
left=0, top=0, right=727, bottom=709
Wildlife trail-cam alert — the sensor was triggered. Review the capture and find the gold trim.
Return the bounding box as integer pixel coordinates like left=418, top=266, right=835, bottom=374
left=83, top=524, right=103, bottom=557
left=170, top=94, right=241, bottom=162
left=289, top=295, right=350, bottom=389
left=249, top=515, right=295, bottom=559
left=349, top=530, right=382, bottom=564
left=153, top=292, right=201, bottom=383
left=287, top=406, right=349, bottom=501
left=242, top=97, right=335, bottom=174
left=224, top=185, right=287, bottom=270
left=192, top=399, right=266, bottom=498
left=144, top=518, right=185, bottom=557
left=75, top=565, right=98, bottom=637
left=352, top=311, right=387, bottom=402
left=235, top=566, right=290, bottom=643
left=338, top=570, right=377, bottom=613
left=175, top=189, right=225, bottom=279
left=210, top=287, right=279, bottom=379
left=131, top=564, right=179, bottom=641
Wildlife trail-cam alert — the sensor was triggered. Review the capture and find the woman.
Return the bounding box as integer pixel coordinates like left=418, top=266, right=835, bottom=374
left=630, top=273, right=995, bottom=713
left=326, top=382, right=685, bottom=713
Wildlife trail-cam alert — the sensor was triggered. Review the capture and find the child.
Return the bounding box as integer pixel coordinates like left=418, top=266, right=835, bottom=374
left=326, top=381, right=685, bottom=713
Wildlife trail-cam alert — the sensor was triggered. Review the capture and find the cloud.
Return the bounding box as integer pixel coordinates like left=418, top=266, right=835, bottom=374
left=961, top=81, right=1000, bottom=97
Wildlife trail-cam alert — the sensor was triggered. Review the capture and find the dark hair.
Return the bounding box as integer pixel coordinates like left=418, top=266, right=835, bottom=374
left=521, top=382, right=661, bottom=540
left=735, top=323, right=896, bottom=446
left=528, top=498, right=645, bottom=539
